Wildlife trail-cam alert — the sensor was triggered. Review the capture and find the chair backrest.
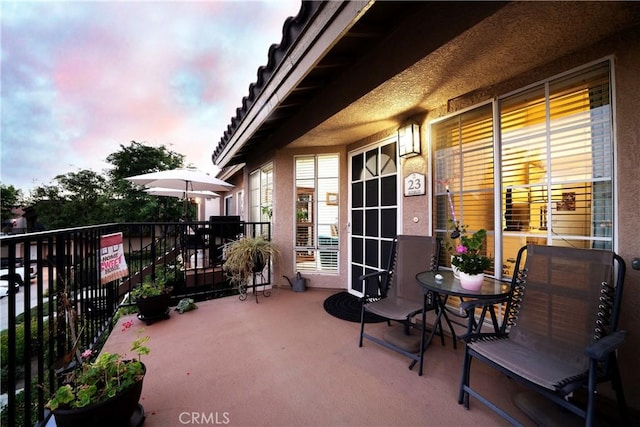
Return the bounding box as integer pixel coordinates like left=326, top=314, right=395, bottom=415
left=508, top=244, right=625, bottom=374
left=386, top=235, right=438, bottom=302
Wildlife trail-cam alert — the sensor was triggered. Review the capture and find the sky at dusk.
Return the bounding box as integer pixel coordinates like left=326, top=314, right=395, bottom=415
left=0, top=0, right=301, bottom=194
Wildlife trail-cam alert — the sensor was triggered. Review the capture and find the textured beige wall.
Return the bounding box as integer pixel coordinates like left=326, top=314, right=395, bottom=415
left=398, top=132, right=430, bottom=237
left=611, top=28, right=640, bottom=408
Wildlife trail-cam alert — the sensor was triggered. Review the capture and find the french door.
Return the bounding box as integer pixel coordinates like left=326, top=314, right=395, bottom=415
left=348, top=137, right=400, bottom=296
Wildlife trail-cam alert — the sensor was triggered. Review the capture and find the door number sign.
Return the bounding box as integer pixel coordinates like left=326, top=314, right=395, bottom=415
left=404, top=173, right=426, bottom=196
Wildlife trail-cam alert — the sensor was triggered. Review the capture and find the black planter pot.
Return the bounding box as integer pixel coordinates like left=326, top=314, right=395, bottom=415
left=136, top=292, right=171, bottom=324
left=251, top=254, right=266, bottom=273
left=52, top=363, right=146, bottom=427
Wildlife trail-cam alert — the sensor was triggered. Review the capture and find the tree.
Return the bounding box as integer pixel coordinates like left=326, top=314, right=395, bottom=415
left=26, top=141, right=188, bottom=229
left=106, top=141, right=185, bottom=181
left=0, top=183, right=23, bottom=225
left=29, top=170, right=110, bottom=229
left=106, top=141, right=186, bottom=222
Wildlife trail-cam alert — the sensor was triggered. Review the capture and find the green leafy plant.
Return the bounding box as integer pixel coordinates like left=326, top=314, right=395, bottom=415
left=450, top=229, right=492, bottom=275
left=222, top=236, right=278, bottom=288
left=46, top=321, right=149, bottom=411
left=261, top=205, right=273, bottom=219
left=130, top=264, right=177, bottom=300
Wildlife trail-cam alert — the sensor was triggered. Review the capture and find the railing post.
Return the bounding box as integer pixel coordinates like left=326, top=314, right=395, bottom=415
left=6, top=241, right=17, bottom=426
left=54, top=236, right=67, bottom=372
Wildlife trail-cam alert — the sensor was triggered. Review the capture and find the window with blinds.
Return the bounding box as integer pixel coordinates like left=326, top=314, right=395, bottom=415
left=249, top=163, right=273, bottom=236
left=294, top=154, right=340, bottom=273
left=433, top=104, right=495, bottom=273
left=501, top=61, right=613, bottom=271
left=432, top=60, right=613, bottom=279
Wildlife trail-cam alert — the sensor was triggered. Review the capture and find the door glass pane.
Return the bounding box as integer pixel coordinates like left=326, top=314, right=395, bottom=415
left=381, top=208, right=397, bottom=238
left=365, top=180, right=379, bottom=207
left=365, top=209, right=378, bottom=237
left=352, top=153, right=363, bottom=181
left=365, top=238, right=378, bottom=267
left=352, top=210, right=363, bottom=235
left=365, top=150, right=378, bottom=178
left=380, top=142, right=397, bottom=175
left=352, top=236, right=363, bottom=264
left=352, top=182, right=363, bottom=208
left=380, top=176, right=396, bottom=206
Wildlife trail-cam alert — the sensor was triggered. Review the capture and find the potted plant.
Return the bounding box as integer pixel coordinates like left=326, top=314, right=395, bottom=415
left=444, top=219, right=467, bottom=278
left=131, top=265, right=175, bottom=323
left=450, top=228, right=492, bottom=290
left=222, top=235, right=279, bottom=292
left=46, top=320, right=149, bottom=427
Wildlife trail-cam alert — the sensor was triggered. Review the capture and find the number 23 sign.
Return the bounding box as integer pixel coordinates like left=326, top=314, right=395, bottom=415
left=404, top=173, right=426, bottom=196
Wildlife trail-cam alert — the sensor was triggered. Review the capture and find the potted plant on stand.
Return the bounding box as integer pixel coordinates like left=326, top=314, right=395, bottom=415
left=46, top=320, right=150, bottom=427
left=450, top=229, right=492, bottom=290
left=131, top=265, right=175, bottom=324
left=222, top=235, right=278, bottom=300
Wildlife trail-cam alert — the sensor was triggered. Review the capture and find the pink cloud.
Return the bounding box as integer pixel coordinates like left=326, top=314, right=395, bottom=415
left=1, top=0, right=301, bottom=192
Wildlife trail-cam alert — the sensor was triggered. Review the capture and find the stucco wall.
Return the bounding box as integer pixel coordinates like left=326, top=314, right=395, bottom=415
left=611, top=28, right=640, bottom=409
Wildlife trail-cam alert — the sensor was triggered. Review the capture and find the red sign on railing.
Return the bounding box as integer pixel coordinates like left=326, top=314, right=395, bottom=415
left=100, top=232, right=129, bottom=284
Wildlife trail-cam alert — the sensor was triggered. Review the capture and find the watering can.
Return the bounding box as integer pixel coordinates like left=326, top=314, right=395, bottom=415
left=283, top=272, right=307, bottom=292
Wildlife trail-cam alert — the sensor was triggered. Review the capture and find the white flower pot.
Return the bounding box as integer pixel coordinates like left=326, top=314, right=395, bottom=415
left=450, top=256, right=461, bottom=278
left=459, top=272, right=484, bottom=290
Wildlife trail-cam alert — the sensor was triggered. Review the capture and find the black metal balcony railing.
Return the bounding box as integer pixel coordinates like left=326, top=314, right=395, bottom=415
left=0, top=220, right=271, bottom=427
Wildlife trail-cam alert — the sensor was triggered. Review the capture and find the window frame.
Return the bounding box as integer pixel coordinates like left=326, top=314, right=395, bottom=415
left=293, top=154, right=340, bottom=274
left=430, top=59, right=615, bottom=280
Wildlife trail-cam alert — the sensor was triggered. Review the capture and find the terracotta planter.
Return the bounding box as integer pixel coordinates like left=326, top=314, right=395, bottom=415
left=52, top=363, right=145, bottom=427
left=459, top=272, right=484, bottom=290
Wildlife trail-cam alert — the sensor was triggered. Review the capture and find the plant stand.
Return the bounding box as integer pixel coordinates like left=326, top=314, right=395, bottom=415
left=239, top=270, right=270, bottom=304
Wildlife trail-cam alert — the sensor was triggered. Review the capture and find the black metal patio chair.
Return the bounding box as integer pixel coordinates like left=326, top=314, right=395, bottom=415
left=358, top=235, right=439, bottom=376
left=458, top=244, right=628, bottom=426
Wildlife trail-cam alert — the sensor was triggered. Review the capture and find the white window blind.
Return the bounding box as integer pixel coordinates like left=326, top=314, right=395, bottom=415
left=295, top=154, right=339, bottom=273
left=500, top=61, right=612, bottom=262
left=432, top=61, right=613, bottom=279
left=433, top=104, right=495, bottom=272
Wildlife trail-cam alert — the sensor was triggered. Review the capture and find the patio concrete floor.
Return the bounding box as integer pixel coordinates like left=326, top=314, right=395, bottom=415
left=102, top=287, right=542, bottom=427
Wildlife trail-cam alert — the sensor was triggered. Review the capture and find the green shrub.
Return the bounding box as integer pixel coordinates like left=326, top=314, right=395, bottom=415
left=1, top=318, right=52, bottom=393
left=1, top=323, right=26, bottom=366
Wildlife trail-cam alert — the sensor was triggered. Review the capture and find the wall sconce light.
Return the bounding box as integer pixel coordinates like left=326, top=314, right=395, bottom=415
left=398, top=122, right=421, bottom=158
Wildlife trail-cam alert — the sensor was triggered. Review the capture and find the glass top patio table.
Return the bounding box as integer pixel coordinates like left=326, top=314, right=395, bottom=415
left=415, top=271, right=511, bottom=347
left=415, top=270, right=510, bottom=300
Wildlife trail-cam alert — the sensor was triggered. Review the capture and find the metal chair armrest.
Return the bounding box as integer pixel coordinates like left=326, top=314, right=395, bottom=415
left=358, top=270, right=389, bottom=299
left=585, top=330, right=626, bottom=361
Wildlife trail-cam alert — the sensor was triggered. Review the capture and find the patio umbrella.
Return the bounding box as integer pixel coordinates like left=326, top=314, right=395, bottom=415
left=126, top=168, right=233, bottom=219
left=144, top=187, right=220, bottom=199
